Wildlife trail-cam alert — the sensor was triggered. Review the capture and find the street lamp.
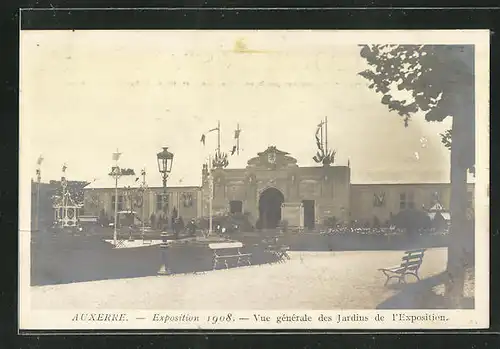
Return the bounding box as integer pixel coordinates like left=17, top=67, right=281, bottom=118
left=157, top=146, right=174, bottom=275
left=157, top=147, right=174, bottom=228
left=111, top=165, right=122, bottom=246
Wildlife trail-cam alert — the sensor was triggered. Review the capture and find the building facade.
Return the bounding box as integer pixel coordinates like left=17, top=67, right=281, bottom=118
left=350, top=183, right=474, bottom=227
left=82, top=146, right=475, bottom=229
left=202, top=146, right=350, bottom=229
left=83, top=180, right=202, bottom=224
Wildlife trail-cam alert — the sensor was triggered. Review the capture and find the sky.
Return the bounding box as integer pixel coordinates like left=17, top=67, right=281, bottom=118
left=20, top=30, right=457, bottom=187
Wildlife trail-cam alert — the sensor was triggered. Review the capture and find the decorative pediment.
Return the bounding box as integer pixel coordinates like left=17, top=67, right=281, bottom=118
left=181, top=192, right=194, bottom=208
left=247, top=146, right=298, bottom=169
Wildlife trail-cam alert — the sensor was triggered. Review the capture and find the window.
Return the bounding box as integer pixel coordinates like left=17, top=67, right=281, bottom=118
left=111, top=195, right=123, bottom=211
left=399, top=191, right=415, bottom=210
left=399, top=193, right=406, bottom=210
left=229, top=200, right=243, bottom=214
left=156, top=193, right=169, bottom=211
left=407, top=191, right=415, bottom=209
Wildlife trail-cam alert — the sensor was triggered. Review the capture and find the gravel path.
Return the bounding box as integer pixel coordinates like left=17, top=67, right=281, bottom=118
left=31, top=248, right=451, bottom=310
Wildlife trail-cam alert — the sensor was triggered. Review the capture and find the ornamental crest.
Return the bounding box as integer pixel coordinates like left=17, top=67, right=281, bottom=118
left=182, top=192, right=193, bottom=208
left=267, top=151, right=277, bottom=164
left=373, top=192, right=386, bottom=207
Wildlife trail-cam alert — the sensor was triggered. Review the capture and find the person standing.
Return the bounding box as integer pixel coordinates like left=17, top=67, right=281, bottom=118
left=150, top=212, right=156, bottom=230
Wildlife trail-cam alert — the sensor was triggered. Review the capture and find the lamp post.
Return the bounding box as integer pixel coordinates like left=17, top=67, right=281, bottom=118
left=140, top=168, right=147, bottom=236
left=157, top=146, right=174, bottom=275
left=111, top=166, right=122, bottom=246
left=111, top=149, right=122, bottom=247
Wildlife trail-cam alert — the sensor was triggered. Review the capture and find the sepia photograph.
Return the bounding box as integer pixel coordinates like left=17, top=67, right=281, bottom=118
left=19, top=29, right=489, bottom=330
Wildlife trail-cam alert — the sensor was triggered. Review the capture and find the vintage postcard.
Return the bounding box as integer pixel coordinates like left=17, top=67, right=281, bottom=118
left=19, top=29, right=490, bottom=330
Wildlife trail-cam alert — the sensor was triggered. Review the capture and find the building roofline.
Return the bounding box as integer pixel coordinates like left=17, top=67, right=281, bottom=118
left=351, top=182, right=475, bottom=186
left=84, top=185, right=201, bottom=190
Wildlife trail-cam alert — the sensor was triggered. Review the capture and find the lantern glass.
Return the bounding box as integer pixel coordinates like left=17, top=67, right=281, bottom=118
left=156, top=147, right=174, bottom=174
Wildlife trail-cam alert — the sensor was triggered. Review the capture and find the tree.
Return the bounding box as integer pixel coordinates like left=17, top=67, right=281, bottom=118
left=359, top=45, right=475, bottom=307
left=51, top=180, right=89, bottom=206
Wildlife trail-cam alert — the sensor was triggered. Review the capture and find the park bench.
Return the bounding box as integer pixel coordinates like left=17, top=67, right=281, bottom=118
left=208, top=241, right=252, bottom=270
left=263, top=236, right=291, bottom=263
left=379, top=249, right=426, bottom=286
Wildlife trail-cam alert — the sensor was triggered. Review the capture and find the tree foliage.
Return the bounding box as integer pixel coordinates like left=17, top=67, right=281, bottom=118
left=359, top=44, right=476, bottom=303
left=359, top=44, right=474, bottom=172
left=50, top=180, right=88, bottom=205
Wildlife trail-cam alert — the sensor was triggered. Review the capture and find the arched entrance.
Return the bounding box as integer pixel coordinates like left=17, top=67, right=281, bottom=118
left=259, top=187, right=285, bottom=229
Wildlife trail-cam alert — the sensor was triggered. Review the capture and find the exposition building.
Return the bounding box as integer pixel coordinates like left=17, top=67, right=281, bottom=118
left=83, top=145, right=474, bottom=230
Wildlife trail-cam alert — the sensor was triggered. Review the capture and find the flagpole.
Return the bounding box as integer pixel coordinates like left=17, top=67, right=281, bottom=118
left=61, top=165, right=67, bottom=229
left=217, top=120, right=221, bottom=154
left=325, top=116, right=328, bottom=152
left=320, top=120, right=324, bottom=151
left=141, top=168, right=146, bottom=234
left=113, top=148, right=120, bottom=247
left=208, top=154, right=213, bottom=235
left=36, top=172, right=40, bottom=232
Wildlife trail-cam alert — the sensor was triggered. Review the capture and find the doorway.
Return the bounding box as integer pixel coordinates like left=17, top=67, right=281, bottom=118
left=259, top=188, right=285, bottom=229
left=229, top=200, right=243, bottom=214
left=302, top=200, right=315, bottom=230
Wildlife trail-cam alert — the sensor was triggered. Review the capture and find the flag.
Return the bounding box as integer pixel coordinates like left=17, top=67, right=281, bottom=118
left=112, top=151, right=122, bottom=161
left=200, top=127, right=219, bottom=146
left=315, top=121, right=324, bottom=138
left=230, top=145, right=237, bottom=155
left=234, top=129, right=241, bottom=139
left=62, top=163, right=67, bottom=172
left=36, top=155, right=44, bottom=166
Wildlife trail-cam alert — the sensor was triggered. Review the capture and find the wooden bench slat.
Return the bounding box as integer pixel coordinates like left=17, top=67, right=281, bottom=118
left=405, top=249, right=426, bottom=253
left=403, top=253, right=425, bottom=258
left=211, top=242, right=252, bottom=270
left=209, top=242, right=243, bottom=249
left=380, top=249, right=426, bottom=286
left=401, top=259, right=423, bottom=265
